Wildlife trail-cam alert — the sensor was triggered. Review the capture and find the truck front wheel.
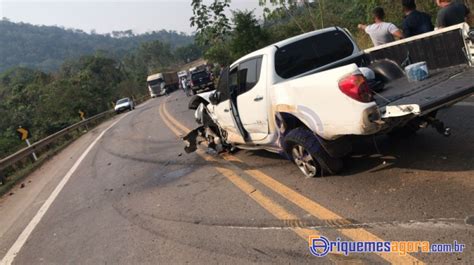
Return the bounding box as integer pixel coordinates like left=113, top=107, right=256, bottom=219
left=284, top=127, right=343, bottom=177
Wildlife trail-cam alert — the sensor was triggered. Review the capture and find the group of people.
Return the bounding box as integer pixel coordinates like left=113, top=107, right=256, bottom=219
left=358, top=0, right=471, bottom=47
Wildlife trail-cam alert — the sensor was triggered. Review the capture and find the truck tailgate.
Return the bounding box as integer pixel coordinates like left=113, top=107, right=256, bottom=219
left=376, top=66, right=474, bottom=117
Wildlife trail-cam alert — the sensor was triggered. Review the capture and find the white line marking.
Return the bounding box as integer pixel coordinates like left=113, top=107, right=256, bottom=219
left=456, top=102, right=474, bottom=107
left=0, top=113, right=130, bottom=265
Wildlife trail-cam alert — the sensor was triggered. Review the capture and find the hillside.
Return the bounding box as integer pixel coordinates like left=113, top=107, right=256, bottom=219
left=0, top=19, right=194, bottom=72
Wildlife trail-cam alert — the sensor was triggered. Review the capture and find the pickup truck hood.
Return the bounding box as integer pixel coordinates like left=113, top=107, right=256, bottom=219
left=188, top=91, right=215, bottom=110
left=195, top=91, right=214, bottom=102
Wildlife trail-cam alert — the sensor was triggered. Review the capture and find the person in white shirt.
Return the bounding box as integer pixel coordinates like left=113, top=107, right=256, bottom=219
left=358, top=7, right=403, bottom=47
left=181, top=77, right=191, bottom=97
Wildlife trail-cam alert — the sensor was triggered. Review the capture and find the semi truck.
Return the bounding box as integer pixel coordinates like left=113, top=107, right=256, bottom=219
left=147, top=72, right=179, bottom=98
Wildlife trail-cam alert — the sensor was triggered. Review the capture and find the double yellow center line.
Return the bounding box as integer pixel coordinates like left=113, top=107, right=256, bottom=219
left=159, top=100, right=423, bottom=264
left=158, top=103, right=322, bottom=238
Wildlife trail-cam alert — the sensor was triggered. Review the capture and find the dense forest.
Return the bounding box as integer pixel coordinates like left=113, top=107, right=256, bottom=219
left=0, top=18, right=195, bottom=72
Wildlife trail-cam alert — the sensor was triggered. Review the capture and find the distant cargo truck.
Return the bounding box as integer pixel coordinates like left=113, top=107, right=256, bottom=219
left=147, top=72, right=179, bottom=97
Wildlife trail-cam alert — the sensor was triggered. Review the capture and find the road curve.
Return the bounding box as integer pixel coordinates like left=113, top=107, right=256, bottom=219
left=0, top=91, right=472, bottom=264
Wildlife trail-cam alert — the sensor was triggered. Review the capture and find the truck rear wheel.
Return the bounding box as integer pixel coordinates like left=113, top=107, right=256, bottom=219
left=284, top=127, right=343, bottom=177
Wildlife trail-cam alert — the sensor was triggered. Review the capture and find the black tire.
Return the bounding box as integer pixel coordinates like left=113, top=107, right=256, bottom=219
left=284, top=127, right=343, bottom=177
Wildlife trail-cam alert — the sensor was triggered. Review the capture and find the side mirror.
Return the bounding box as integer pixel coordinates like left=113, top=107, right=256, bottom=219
left=209, top=91, right=220, bottom=105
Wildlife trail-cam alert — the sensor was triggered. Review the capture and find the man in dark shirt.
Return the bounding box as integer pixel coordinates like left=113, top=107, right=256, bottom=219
left=436, top=0, right=471, bottom=28
left=402, top=0, right=434, bottom=38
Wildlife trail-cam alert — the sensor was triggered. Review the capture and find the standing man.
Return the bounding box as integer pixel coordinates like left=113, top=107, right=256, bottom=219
left=436, top=0, right=471, bottom=28
left=358, top=7, right=403, bottom=47
left=181, top=77, right=190, bottom=97
left=401, top=0, right=434, bottom=38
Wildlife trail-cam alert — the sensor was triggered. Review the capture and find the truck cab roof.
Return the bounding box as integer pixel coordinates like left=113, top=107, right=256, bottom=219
left=147, top=73, right=163, bottom=81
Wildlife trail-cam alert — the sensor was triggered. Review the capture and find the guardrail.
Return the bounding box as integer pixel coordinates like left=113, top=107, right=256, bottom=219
left=0, top=95, right=149, bottom=186
left=0, top=110, right=113, bottom=173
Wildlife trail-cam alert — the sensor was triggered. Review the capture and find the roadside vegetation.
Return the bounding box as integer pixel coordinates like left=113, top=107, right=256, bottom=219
left=0, top=29, right=201, bottom=158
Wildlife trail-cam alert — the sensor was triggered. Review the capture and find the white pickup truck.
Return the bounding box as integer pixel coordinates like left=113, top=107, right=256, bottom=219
left=185, top=23, right=474, bottom=177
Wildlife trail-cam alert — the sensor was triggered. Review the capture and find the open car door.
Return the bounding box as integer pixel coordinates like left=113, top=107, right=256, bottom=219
left=210, top=67, right=246, bottom=144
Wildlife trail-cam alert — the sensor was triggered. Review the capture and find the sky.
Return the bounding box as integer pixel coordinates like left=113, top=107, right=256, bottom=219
left=0, top=0, right=266, bottom=35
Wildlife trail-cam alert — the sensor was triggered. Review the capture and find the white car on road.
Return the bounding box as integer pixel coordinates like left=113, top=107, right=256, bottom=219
left=114, top=98, right=134, bottom=114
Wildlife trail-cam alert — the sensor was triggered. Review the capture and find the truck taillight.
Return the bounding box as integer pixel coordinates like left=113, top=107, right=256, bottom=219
left=338, top=74, right=373, bottom=103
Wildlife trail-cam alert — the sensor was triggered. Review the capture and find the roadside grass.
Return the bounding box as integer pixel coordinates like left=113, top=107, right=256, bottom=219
left=0, top=131, right=83, bottom=197
left=0, top=97, right=148, bottom=198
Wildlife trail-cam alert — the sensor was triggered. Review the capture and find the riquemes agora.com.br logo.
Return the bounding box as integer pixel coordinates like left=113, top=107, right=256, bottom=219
left=309, top=236, right=466, bottom=257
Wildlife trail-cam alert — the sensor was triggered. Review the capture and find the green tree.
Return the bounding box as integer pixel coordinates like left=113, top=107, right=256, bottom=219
left=136, top=41, right=176, bottom=73
left=175, top=43, right=203, bottom=63
left=190, top=0, right=231, bottom=46
left=190, top=0, right=233, bottom=65
left=230, top=10, right=269, bottom=59
left=0, top=55, right=131, bottom=157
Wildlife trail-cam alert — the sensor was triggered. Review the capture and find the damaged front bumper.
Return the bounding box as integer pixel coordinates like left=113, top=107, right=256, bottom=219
left=183, top=104, right=230, bottom=155
left=183, top=126, right=228, bottom=155
left=183, top=126, right=205, bottom=153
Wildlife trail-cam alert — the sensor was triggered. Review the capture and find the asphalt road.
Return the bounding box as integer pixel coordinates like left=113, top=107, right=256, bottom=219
left=0, top=91, right=472, bottom=264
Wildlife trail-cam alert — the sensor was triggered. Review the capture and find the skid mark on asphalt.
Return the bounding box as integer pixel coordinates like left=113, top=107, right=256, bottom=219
left=110, top=201, right=315, bottom=263
left=160, top=100, right=425, bottom=265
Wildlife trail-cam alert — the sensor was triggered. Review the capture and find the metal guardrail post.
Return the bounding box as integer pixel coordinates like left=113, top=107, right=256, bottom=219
left=0, top=171, right=5, bottom=186
left=0, top=110, right=114, bottom=172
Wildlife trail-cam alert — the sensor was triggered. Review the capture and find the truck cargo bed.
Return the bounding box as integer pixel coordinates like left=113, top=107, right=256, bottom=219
left=375, top=65, right=474, bottom=113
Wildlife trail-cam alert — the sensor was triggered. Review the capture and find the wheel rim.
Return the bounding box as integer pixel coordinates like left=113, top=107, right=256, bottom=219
left=291, top=145, right=318, bottom=178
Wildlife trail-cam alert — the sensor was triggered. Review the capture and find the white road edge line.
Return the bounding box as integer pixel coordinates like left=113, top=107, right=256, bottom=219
left=456, top=102, right=474, bottom=107
left=0, top=112, right=131, bottom=265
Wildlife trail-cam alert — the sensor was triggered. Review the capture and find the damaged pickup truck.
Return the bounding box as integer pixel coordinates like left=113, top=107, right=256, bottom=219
left=185, top=23, right=474, bottom=177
